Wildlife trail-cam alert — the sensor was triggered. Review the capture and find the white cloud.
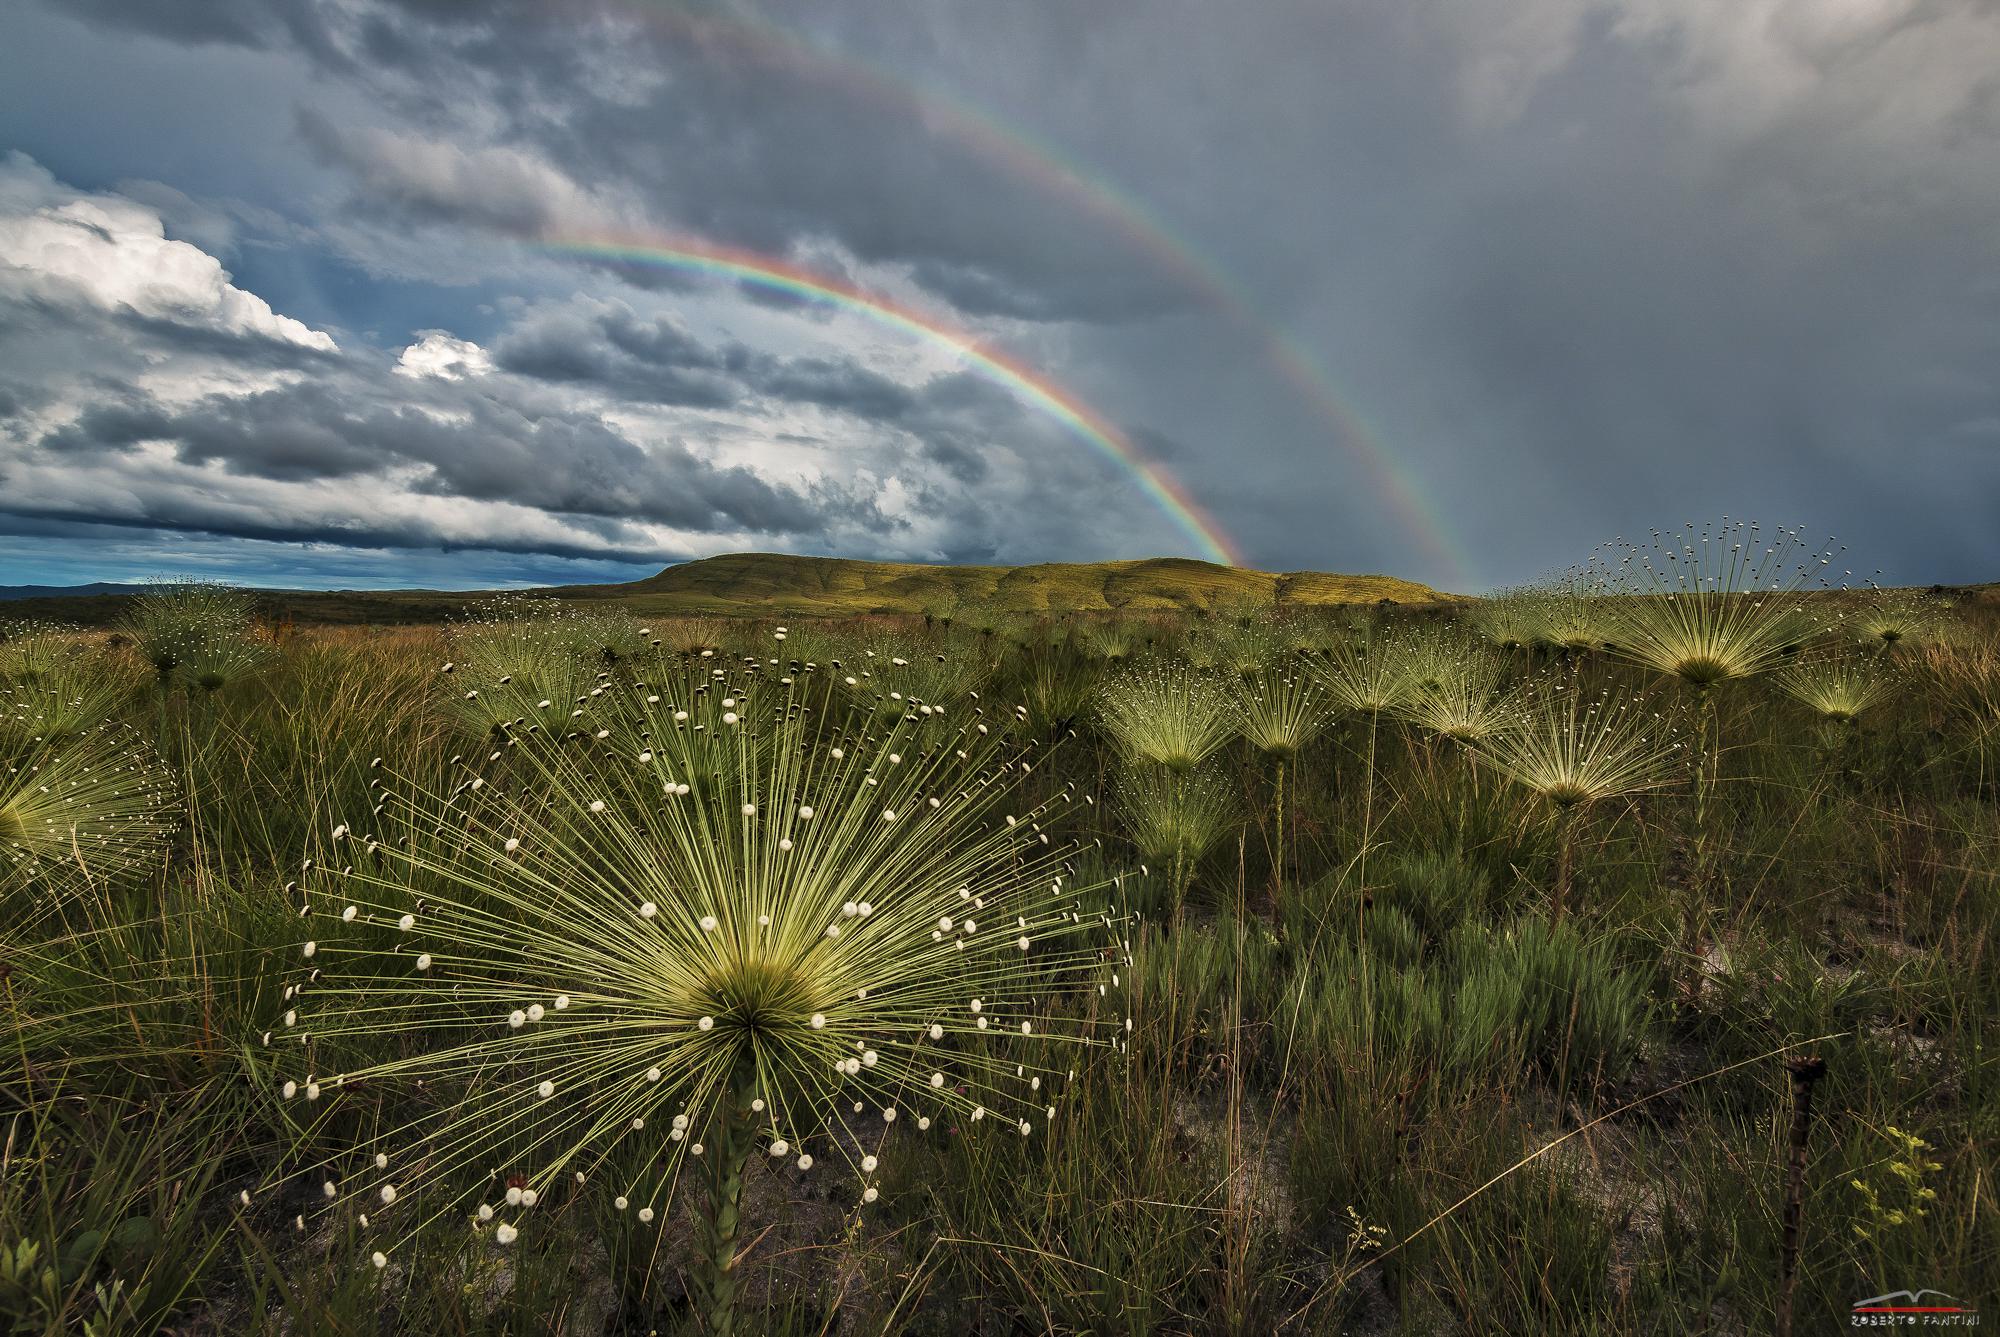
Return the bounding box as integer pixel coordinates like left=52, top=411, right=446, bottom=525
left=0, top=153, right=336, bottom=352
left=395, top=331, right=493, bottom=380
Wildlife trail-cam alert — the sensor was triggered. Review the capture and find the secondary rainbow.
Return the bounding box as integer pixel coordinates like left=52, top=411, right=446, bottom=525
left=544, top=235, right=1244, bottom=566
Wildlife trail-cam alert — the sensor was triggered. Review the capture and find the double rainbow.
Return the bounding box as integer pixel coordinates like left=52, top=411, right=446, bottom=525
left=547, top=235, right=1244, bottom=566
left=576, top=0, right=1472, bottom=584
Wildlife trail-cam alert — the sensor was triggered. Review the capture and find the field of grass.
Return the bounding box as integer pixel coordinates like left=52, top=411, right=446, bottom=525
left=3, top=553, right=1455, bottom=629
left=3, top=538, right=1997, bottom=1334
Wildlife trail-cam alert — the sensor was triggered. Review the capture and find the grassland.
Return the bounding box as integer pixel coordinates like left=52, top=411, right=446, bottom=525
left=1, top=553, right=1455, bottom=628
left=2, top=559, right=1996, bottom=1335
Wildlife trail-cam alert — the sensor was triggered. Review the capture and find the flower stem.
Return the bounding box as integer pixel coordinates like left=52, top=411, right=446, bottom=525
left=697, top=1058, right=760, bottom=1336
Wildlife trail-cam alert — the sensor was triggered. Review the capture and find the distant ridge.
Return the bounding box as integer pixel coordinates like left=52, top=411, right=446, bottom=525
left=0, top=582, right=153, bottom=601
left=0, top=553, right=1455, bottom=625
left=558, top=554, right=1454, bottom=617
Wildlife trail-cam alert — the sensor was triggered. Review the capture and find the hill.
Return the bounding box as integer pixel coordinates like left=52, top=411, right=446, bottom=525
left=0, top=554, right=1454, bottom=626
left=558, top=554, right=1452, bottom=618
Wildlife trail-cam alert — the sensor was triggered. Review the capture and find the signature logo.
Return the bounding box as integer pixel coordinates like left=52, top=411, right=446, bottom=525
left=1853, top=1289, right=1980, bottom=1327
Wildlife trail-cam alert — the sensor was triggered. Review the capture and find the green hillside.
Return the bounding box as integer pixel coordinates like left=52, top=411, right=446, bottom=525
left=558, top=553, right=1454, bottom=618
left=2, top=554, right=1456, bottom=626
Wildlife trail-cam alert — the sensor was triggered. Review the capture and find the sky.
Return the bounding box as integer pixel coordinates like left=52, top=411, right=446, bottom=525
left=0, top=0, right=1996, bottom=594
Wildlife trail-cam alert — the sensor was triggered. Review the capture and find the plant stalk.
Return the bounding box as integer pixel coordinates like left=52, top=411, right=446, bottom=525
left=697, top=1058, right=762, bottom=1336
left=1775, top=1054, right=1827, bottom=1337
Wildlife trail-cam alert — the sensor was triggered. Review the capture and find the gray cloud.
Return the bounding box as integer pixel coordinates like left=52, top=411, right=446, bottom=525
left=6, top=0, right=2000, bottom=589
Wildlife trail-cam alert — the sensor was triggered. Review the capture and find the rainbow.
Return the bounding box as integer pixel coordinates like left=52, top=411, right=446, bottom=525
left=592, top=2, right=1475, bottom=586
left=544, top=235, right=1244, bottom=566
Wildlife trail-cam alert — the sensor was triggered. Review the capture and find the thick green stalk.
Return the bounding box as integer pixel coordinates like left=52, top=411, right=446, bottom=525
left=1271, top=758, right=1286, bottom=911
left=696, top=1058, right=761, bottom=1336
left=1552, top=804, right=1583, bottom=923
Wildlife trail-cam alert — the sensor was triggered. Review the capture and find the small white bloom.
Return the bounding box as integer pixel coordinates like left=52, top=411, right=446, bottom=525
left=379, top=1184, right=397, bottom=1205
left=495, top=1223, right=518, bottom=1245
left=538, top=1080, right=555, bottom=1099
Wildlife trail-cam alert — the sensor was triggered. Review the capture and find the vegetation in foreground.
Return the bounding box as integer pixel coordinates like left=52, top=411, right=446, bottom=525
left=3, top=522, right=1997, bottom=1334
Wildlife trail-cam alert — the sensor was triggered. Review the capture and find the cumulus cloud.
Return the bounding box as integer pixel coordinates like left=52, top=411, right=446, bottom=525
left=0, top=153, right=336, bottom=352
left=0, top=155, right=1177, bottom=578
left=396, top=331, right=493, bottom=380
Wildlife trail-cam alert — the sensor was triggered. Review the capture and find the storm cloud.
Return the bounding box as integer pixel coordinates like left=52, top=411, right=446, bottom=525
left=2, top=0, right=1997, bottom=589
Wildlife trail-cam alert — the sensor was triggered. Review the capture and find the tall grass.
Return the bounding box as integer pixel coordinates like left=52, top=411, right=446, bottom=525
left=3, top=551, right=1996, bottom=1332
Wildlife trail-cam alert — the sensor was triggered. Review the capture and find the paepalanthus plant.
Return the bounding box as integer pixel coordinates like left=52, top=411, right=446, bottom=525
left=1, top=723, right=177, bottom=906
left=261, top=650, right=1129, bottom=1333
left=1470, top=669, right=1681, bottom=919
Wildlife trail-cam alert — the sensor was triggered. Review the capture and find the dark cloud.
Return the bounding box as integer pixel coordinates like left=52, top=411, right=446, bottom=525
left=489, top=303, right=742, bottom=408
left=6, top=0, right=2000, bottom=588
left=32, top=377, right=848, bottom=533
